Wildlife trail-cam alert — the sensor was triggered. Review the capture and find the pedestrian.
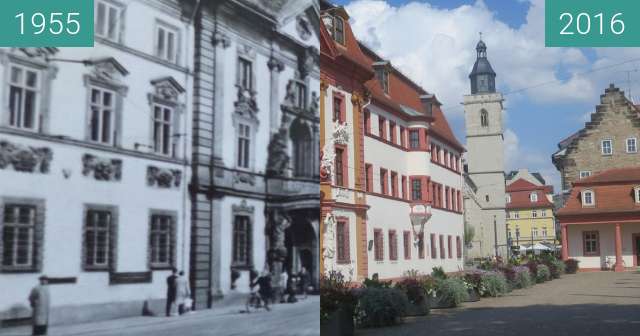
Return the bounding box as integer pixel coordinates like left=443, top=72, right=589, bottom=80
left=299, top=267, right=309, bottom=299
left=166, top=268, right=178, bottom=317
left=279, top=270, right=288, bottom=303
left=29, top=275, right=50, bottom=336
left=176, top=271, right=191, bottom=315
left=251, top=270, right=273, bottom=311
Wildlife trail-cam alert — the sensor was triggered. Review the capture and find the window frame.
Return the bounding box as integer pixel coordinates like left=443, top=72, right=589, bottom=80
left=333, top=16, right=345, bottom=45
left=409, top=129, right=420, bottom=149
left=82, top=205, right=118, bottom=272
left=154, top=21, right=181, bottom=64
left=430, top=233, right=437, bottom=259
left=374, top=229, right=384, bottom=261
left=582, top=231, right=600, bottom=256
left=0, top=199, right=45, bottom=272
left=388, top=230, right=398, bottom=261
left=7, top=63, right=41, bottom=131
left=635, top=186, right=640, bottom=204
left=530, top=192, right=538, bottom=202
left=480, top=109, right=489, bottom=127
left=626, top=137, right=637, bottom=153
left=580, top=171, right=592, bottom=179
left=231, top=215, right=252, bottom=268
left=403, top=231, right=411, bottom=260
left=95, top=0, right=124, bottom=43
left=601, top=139, right=613, bottom=155
left=582, top=189, right=595, bottom=207
left=152, top=103, right=175, bottom=156
left=148, top=210, right=177, bottom=270
left=336, top=219, right=350, bottom=264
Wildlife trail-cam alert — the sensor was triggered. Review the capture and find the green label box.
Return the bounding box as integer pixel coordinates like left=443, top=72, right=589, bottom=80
left=0, top=0, right=94, bottom=47
left=545, top=0, right=640, bottom=47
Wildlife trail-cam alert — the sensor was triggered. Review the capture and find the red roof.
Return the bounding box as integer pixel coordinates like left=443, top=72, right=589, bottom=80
left=557, top=167, right=640, bottom=216
left=506, top=178, right=554, bottom=210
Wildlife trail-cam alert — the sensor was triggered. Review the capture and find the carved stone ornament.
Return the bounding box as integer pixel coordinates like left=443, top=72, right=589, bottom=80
left=147, top=166, right=182, bottom=188
left=309, top=91, right=319, bottom=116
left=212, top=32, right=231, bottom=49
left=299, top=46, right=318, bottom=78
left=0, top=139, right=52, bottom=174
left=333, top=120, right=350, bottom=145
left=322, top=213, right=336, bottom=261
left=319, top=145, right=335, bottom=182
left=283, top=80, right=297, bottom=108
left=82, top=154, right=122, bottom=181
left=89, top=57, right=129, bottom=82
left=234, top=85, right=259, bottom=121
left=266, top=128, right=290, bottom=177
left=296, top=15, right=312, bottom=41
left=266, top=208, right=291, bottom=261
left=150, top=77, right=185, bottom=103
left=232, top=199, right=255, bottom=214
left=267, top=57, right=284, bottom=72
left=233, top=171, right=256, bottom=186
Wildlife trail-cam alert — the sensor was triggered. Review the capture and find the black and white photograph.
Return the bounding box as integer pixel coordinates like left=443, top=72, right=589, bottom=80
left=0, top=1, right=320, bottom=335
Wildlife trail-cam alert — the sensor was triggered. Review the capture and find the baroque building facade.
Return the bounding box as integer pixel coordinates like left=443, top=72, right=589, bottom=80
left=463, top=39, right=508, bottom=259
left=0, top=0, right=194, bottom=325
left=190, top=0, right=320, bottom=308
left=320, top=1, right=464, bottom=282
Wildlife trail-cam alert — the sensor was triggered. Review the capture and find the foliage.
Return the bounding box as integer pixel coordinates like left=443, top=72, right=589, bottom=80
left=404, top=269, right=420, bottom=279
left=525, top=260, right=539, bottom=277
left=362, top=274, right=393, bottom=289
left=512, top=266, right=533, bottom=289
left=464, top=225, right=475, bottom=247
left=431, top=266, right=447, bottom=280
left=498, top=265, right=517, bottom=283
left=478, top=257, right=499, bottom=271
left=435, top=277, right=469, bottom=307
left=536, top=264, right=551, bottom=283
left=564, top=258, right=580, bottom=274
left=550, top=258, right=566, bottom=278
left=320, top=271, right=357, bottom=323
left=355, top=287, right=409, bottom=327
left=463, top=270, right=484, bottom=292
left=479, top=272, right=508, bottom=297
left=395, top=278, right=426, bottom=305
left=420, top=275, right=438, bottom=297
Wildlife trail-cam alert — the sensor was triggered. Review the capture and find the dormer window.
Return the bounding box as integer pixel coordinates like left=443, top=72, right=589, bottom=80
left=375, top=67, right=389, bottom=94
left=334, top=16, right=345, bottom=44
left=582, top=189, right=595, bottom=206
left=530, top=192, right=538, bottom=202
left=506, top=194, right=511, bottom=203
left=634, top=186, right=640, bottom=203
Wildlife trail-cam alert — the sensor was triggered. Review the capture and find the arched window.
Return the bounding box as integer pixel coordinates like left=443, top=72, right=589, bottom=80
left=582, top=189, right=595, bottom=206
left=291, top=121, right=314, bottom=177
left=480, top=109, right=489, bottom=127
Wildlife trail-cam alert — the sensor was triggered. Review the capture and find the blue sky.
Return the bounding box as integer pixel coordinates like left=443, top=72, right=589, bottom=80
left=331, top=0, right=640, bottom=191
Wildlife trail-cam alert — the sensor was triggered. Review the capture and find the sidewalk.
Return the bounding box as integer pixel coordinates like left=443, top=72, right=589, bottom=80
left=0, top=296, right=319, bottom=336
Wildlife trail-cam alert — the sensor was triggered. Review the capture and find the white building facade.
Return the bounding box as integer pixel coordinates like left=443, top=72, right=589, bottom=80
left=0, top=0, right=194, bottom=325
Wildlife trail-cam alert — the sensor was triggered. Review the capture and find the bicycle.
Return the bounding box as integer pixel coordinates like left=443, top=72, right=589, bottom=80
left=245, top=291, right=270, bottom=313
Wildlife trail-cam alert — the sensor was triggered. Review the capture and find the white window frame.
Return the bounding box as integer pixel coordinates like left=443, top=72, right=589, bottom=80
left=7, top=63, right=41, bottom=131
left=542, top=226, right=548, bottom=238
left=532, top=210, right=538, bottom=218
left=579, top=171, right=592, bottom=179
left=95, top=0, right=122, bottom=42
left=541, top=210, right=547, bottom=217
left=626, top=137, right=637, bottom=153
left=88, top=86, right=117, bottom=145
left=582, top=189, right=595, bottom=206
left=506, top=194, right=511, bottom=203
left=532, top=227, right=538, bottom=237
left=634, top=186, right=640, bottom=204
left=152, top=103, right=174, bottom=156
left=601, top=139, right=613, bottom=155
left=155, top=22, right=180, bottom=64
left=236, top=122, right=251, bottom=170
left=514, top=212, right=519, bottom=219
left=530, top=192, right=538, bottom=202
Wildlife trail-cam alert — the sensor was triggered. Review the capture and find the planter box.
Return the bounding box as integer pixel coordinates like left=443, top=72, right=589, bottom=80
left=404, top=296, right=431, bottom=316
left=464, top=288, right=480, bottom=302
left=429, top=294, right=455, bottom=309
left=321, top=307, right=354, bottom=336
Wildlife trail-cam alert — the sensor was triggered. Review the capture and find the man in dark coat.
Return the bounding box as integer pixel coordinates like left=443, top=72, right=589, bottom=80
left=166, top=268, right=178, bottom=317
left=29, top=275, right=50, bottom=336
left=251, top=271, right=273, bottom=311
left=299, top=267, right=310, bottom=299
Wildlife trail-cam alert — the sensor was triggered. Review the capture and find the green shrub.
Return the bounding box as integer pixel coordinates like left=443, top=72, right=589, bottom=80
left=355, top=287, right=409, bottom=327
left=536, top=264, right=551, bottom=283
left=564, top=258, right=580, bottom=274
left=551, top=259, right=566, bottom=278
left=513, top=266, right=533, bottom=289
left=320, top=271, right=357, bottom=323
left=480, top=272, right=508, bottom=297
left=435, top=277, right=469, bottom=307
left=431, top=266, right=447, bottom=280
left=362, top=274, right=393, bottom=289
left=395, top=278, right=426, bottom=305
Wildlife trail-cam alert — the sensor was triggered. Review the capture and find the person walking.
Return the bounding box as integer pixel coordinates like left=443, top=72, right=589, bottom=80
left=176, top=271, right=191, bottom=315
left=165, top=268, right=178, bottom=317
left=29, top=275, right=50, bottom=336
left=251, top=270, right=273, bottom=311
left=299, top=267, right=309, bottom=299
left=279, top=270, right=288, bottom=303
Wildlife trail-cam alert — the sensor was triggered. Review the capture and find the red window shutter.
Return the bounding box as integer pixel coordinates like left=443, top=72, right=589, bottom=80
left=456, top=236, right=462, bottom=259
left=448, top=235, right=452, bottom=259
left=431, top=234, right=437, bottom=259
left=439, top=235, right=445, bottom=259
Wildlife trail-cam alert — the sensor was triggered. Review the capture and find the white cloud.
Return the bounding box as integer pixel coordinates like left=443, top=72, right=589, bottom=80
left=343, top=0, right=609, bottom=116
left=504, top=128, right=560, bottom=190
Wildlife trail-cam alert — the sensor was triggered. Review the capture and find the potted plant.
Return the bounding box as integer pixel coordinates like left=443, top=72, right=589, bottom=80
left=320, top=271, right=357, bottom=336
left=432, top=277, right=469, bottom=308
left=463, top=271, right=483, bottom=302
left=395, top=277, right=430, bottom=316
left=355, top=287, right=409, bottom=328
left=564, top=258, right=580, bottom=274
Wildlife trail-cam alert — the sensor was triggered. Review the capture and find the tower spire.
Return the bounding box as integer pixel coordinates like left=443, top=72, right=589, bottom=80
left=469, top=36, right=496, bottom=94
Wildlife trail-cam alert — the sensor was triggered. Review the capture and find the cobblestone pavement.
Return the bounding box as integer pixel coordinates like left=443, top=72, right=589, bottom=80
left=0, top=296, right=319, bottom=336
left=357, top=271, right=640, bottom=336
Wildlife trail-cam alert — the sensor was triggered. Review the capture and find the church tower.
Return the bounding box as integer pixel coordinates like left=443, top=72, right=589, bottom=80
left=463, top=38, right=508, bottom=258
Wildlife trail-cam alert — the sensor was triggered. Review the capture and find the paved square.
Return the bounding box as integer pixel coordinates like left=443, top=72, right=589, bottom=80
left=357, top=271, right=640, bottom=336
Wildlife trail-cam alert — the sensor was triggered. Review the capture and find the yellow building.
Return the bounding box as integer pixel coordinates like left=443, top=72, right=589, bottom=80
left=505, top=176, right=557, bottom=248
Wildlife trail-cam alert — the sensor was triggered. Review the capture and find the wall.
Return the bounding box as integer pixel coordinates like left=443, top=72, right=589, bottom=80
left=566, top=223, right=640, bottom=269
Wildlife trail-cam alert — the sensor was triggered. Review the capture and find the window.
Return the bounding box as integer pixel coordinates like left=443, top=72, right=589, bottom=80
left=153, top=104, right=174, bottom=156
left=1, top=204, right=40, bottom=270
left=401, top=175, right=407, bottom=199
left=378, top=117, right=386, bottom=139
left=456, top=236, right=462, bottom=259
left=89, top=87, right=116, bottom=144
left=506, top=194, right=511, bottom=203
left=333, top=96, right=342, bottom=122
left=95, top=0, right=121, bottom=41
left=409, top=130, right=420, bottom=149
left=84, top=208, right=115, bottom=270
left=635, top=187, right=640, bottom=203
left=335, top=148, right=345, bottom=187
left=8, top=64, right=40, bottom=131
left=532, top=210, right=538, bottom=218
left=237, top=123, right=251, bottom=169
left=514, top=212, right=520, bottom=219
left=583, top=231, right=599, bottom=256
left=294, top=82, right=307, bottom=109
left=365, top=164, right=373, bottom=192
left=389, top=230, right=398, bottom=260
left=376, top=68, right=389, bottom=94
left=418, top=233, right=425, bottom=259
left=430, top=234, right=437, bottom=259
left=334, top=16, right=345, bottom=44
left=149, top=214, right=175, bottom=269
left=238, top=58, right=253, bottom=90
left=445, top=187, right=450, bottom=209
left=485, top=195, right=490, bottom=202
left=374, top=229, right=384, bottom=261
left=389, top=122, right=396, bottom=144
left=155, top=24, right=179, bottom=63
left=532, top=227, right=538, bottom=237
left=627, top=138, right=637, bottom=153
left=336, top=220, right=349, bottom=263
left=411, top=179, right=422, bottom=201
left=580, top=171, right=592, bottom=179
left=403, top=231, right=411, bottom=260
left=542, top=226, right=548, bottom=238
left=582, top=189, right=595, bottom=206
left=364, top=110, right=371, bottom=133
left=530, top=192, right=538, bottom=202
left=391, top=172, right=398, bottom=197
left=232, top=215, right=251, bottom=267
left=480, top=109, right=489, bottom=127
left=515, top=225, right=520, bottom=238
left=399, top=127, right=406, bottom=148
left=439, top=235, right=445, bottom=259
left=601, top=139, right=613, bottom=155
left=380, top=169, right=388, bottom=195
left=541, top=210, right=547, bottom=217
left=447, top=235, right=452, bottom=259
left=292, top=124, right=313, bottom=177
